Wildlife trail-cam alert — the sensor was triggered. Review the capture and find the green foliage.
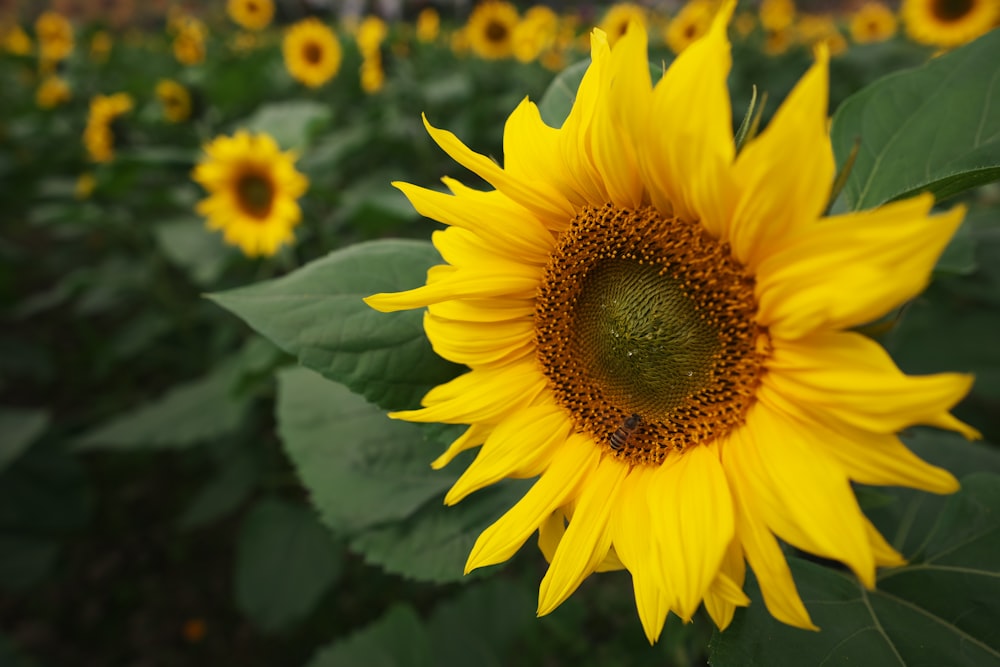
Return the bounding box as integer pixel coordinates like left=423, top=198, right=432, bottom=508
left=210, top=240, right=464, bottom=411
left=710, top=473, right=1000, bottom=666
left=831, top=29, right=1000, bottom=210
left=0, top=407, right=49, bottom=472
left=239, top=100, right=334, bottom=152
left=235, top=497, right=344, bottom=633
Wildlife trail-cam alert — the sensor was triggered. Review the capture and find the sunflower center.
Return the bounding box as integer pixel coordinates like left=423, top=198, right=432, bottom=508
left=485, top=20, right=509, bottom=43
left=235, top=171, right=274, bottom=219
left=303, top=41, right=323, bottom=64
left=932, top=0, right=973, bottom=21
left=534, top=205, right=766, bottom=465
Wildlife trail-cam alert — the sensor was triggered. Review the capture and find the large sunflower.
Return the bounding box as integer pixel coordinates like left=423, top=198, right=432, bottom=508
left=366, top=4, right=977, bottom=643
left=901, top=0, right=999, bottom=48
left=283, top=18, right=342, bottom=88
left=227, top=0, right=274, bottom=32
left=466, top=1, right=520, bottom=59
left=192, top=131, right=308, bottom=258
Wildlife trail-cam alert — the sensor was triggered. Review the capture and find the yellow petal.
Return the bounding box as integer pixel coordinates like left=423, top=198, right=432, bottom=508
left=704, top=539, right=749, bottom=630
left=756, top=195, right=966, bottom=339
left=445, top=403, right=570, bottom=504
left=431, top=422, right=493, bottom=469
left=638, top=0, right=735, bottom=236
left=537, top=509, right=566, bottom=564
left=729, top=47, right=833, bottom=269
left=765, top=330, right=978, bottom=439
left=466, top=432, right=600, bottom=572
left=648, top=443, right=735, bottom=621
left=537, top=456, right=627, bottom=615
left=424, top=310, right=534, bottom=368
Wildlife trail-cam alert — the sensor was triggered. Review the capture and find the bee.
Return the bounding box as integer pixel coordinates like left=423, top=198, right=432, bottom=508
left=609, top=413, right=642, bottom=451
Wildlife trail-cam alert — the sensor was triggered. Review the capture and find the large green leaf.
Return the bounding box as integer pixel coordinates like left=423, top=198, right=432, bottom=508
left=238, top=99, right=333, bottom=152
left=830, top=29, right=1000, bottom=210
left=234, top=497, right=343, bottom=633
left=153, top=217, right=231, bottom=287
left=211, top=240, right=464, bottom=411
left=75, top=358, right=249, bottom=450
left=276, top=366, right=455, bottom=535
left=306, top=604, right=432, bottom=667
left=176, top=444, right=262, bottom=530
left=709, top=474, right=1000, bottom=666
left=0, top=407, right=49, bottom=473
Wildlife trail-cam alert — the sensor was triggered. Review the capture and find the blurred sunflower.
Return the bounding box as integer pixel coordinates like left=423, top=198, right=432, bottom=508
left=360, top=55, right=385, bottom=93
left=599, top=3, right=647, bottom=46
left=356, top=15, right=388, bottom=56
left=283, top=18, right=342, bottom=88
left=227, top=0, right=274, bottom=31
left=2, top=25, right=33, bottom=55
left=36, top=75, right=71, bottom=109
left=83, top=92, right=133, bottom=163
left=512, top=6, right=558, bottom=63
left=850, top=3, right=898, bottom=43
left=759, top=0, right=796, bottom=31
left=665, top=0, right=715, bottom=54
left=90, top=29, right=111, bottom=62
left=171, top=16, right=207, bottom=66
left=366, top=5, right=976, bottom=643
left=75, top=172, right=96, bottom=200
left=156, top=79, right=192, bottom=123
left=416, top=7, right=440, bottom=43
left=466, top=1, right=519, bottom=59
left=797, top=14, right=848, bottom=55
left=34, top=11, right=74, bottom=63
left=901, top=0, right=999, bottom=48
left=192, top=131, right=309, bottom=258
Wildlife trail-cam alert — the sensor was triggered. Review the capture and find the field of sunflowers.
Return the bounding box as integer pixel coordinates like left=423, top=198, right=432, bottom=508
left=2, top=0, right=999, bottom=665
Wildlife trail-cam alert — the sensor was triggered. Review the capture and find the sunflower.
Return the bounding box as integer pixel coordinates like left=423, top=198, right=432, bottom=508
left=599, top=3, right=648, bottom=46
left=34, top=11, right=74, bottom=63
left=171, top=16, right=207, bottom=66
left=83, top=92, right=133, bottom=163
left=360, top=54, right=385, bottom=94
left=90, top=29, right=111, bottom=62
left=192, top=131, right=309, bottom=258
left=665, top=0, right=715, bottom=54
left=36, top=75, right=71, bottom=109
left=283, top=18, right=342, bottom=88
left=2, top=25, right=33, bottom=55
left=416, top=7, right=441, bottom=43
left=759, top=0, right=796, bottom=31
left=901, top=0, right=999, bottom=48
left=466, top=1, right=520, bottom=59
left=512, top=6, right=558, bottom=63
left=849, top=3, right=899, bottom=43
left=227, top=0, right=274, bottom=32
left=366, top=4, right=976, bottom=643
left=356, top=15, right=388, bottom=57
left=156, top=79, right=192, bottom=123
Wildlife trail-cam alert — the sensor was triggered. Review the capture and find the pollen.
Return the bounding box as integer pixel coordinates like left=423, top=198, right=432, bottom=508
left=534, top=205, right=766, bottom=465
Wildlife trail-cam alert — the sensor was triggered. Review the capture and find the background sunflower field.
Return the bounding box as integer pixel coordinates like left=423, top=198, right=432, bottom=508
left=2, top=1, right=999, bottom=665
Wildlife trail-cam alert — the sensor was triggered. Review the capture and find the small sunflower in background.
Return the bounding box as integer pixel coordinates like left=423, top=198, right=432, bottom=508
left=227, top=0, right=274, bottom=32
left=360, top=55, right=385, bottom=93
left=35, top=11, right=74, bottom=63
left=901, top=0, right=999, bottom=48
left=83, top=92, right=133, bottom=163
left=283, top=18, right=342, bottom=88
left=36, top=75, right=71, bottom=109
left=416, top=7, right=440, bottom=43
left=665, top=0, right=715, bottom=54
left=2, top=25, right=33, bottom=55
left=74, top=172, right=96, bottom=200
left=599, top=3, right=648, bottom=46
left=171, top=15, right=207, bottom=66
left=850, top=2, right=899, bottom=43
left=511, top=5, right=558, bottom=63
left=192, top=131, right=309, bottom=258
left=356, top=15, right=388, bottom=57
left=155, top=79, right=192, bottom=123
left=366, top=3, right=976, bottom=643
left=89, top=29, right=111, bottom=62
left=466, top=1, right=520, bottom=59
left=759, top=0, right=796, bottom=32
left=797, top=14, right=848, bottom=55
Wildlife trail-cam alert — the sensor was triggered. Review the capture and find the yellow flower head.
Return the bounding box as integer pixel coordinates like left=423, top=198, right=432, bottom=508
left=416, top=7, right=441, bottom=43
left=90, top=30, right=112, bottom=61
left=797, top=14, right=848, bottom=55
left=665, top=0, right=716, bottom=54
left=759, top=0, right=796, bottom=31
left=35, top=11, right=74, bottom=63
left=36, top=75, right=71, bottom=109
left=366, top=2, right=976, bottom=643
left=227, top=0, right=275, bottom=31
left=172, top=17, right=207, bottom=66
left=83, top=92, right=133, bottom=163
left=283, top=18, right=342, bottom=88
left=75, top=172, right=96, bottom=200
left=156, top=79, right=192, bottom=123
left=360, top=55, right=385, bottom=94
left=599, top=3, right=648, bottom=47
left=356, top=15, right=388, bottom=56
left=901, top=0, right=999, bottom=48
left=511, top=6, right=559, bottom=63
left=2, top=25, right=33, bottom=55
left=850, top=3, right=899, bottom=43
left=466, top=1, right=520, bottom=59
left=192, top=131, right=309, bottom=258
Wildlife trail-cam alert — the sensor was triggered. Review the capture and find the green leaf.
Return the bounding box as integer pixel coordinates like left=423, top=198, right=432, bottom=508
left=210, top=240, right=463, bottom=411
left=0, top=536, right=59, bottom=593
left=538, top=59, right=664, bottom=128
left=0, top=408, right=49, bottom=473
left=234, top=497, right=343, bottom=633
left=238, top=100, right=333, bottom=152
left=75, top=358, right=249, bottom=450
left=276, top=367, right=455, bottom=535
left=709, top=474, right=1000, bottom=666
left=176, top=445, right=261, bottom=530
left=830, top=29, right=1000, bottom=210
left=934, top=219, right=977, bottom=276
left=306, top=605, right=432, bottom=667
left=349, top=479, right=531, bottom=584
left=153, top=217, right=231, bottom=287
